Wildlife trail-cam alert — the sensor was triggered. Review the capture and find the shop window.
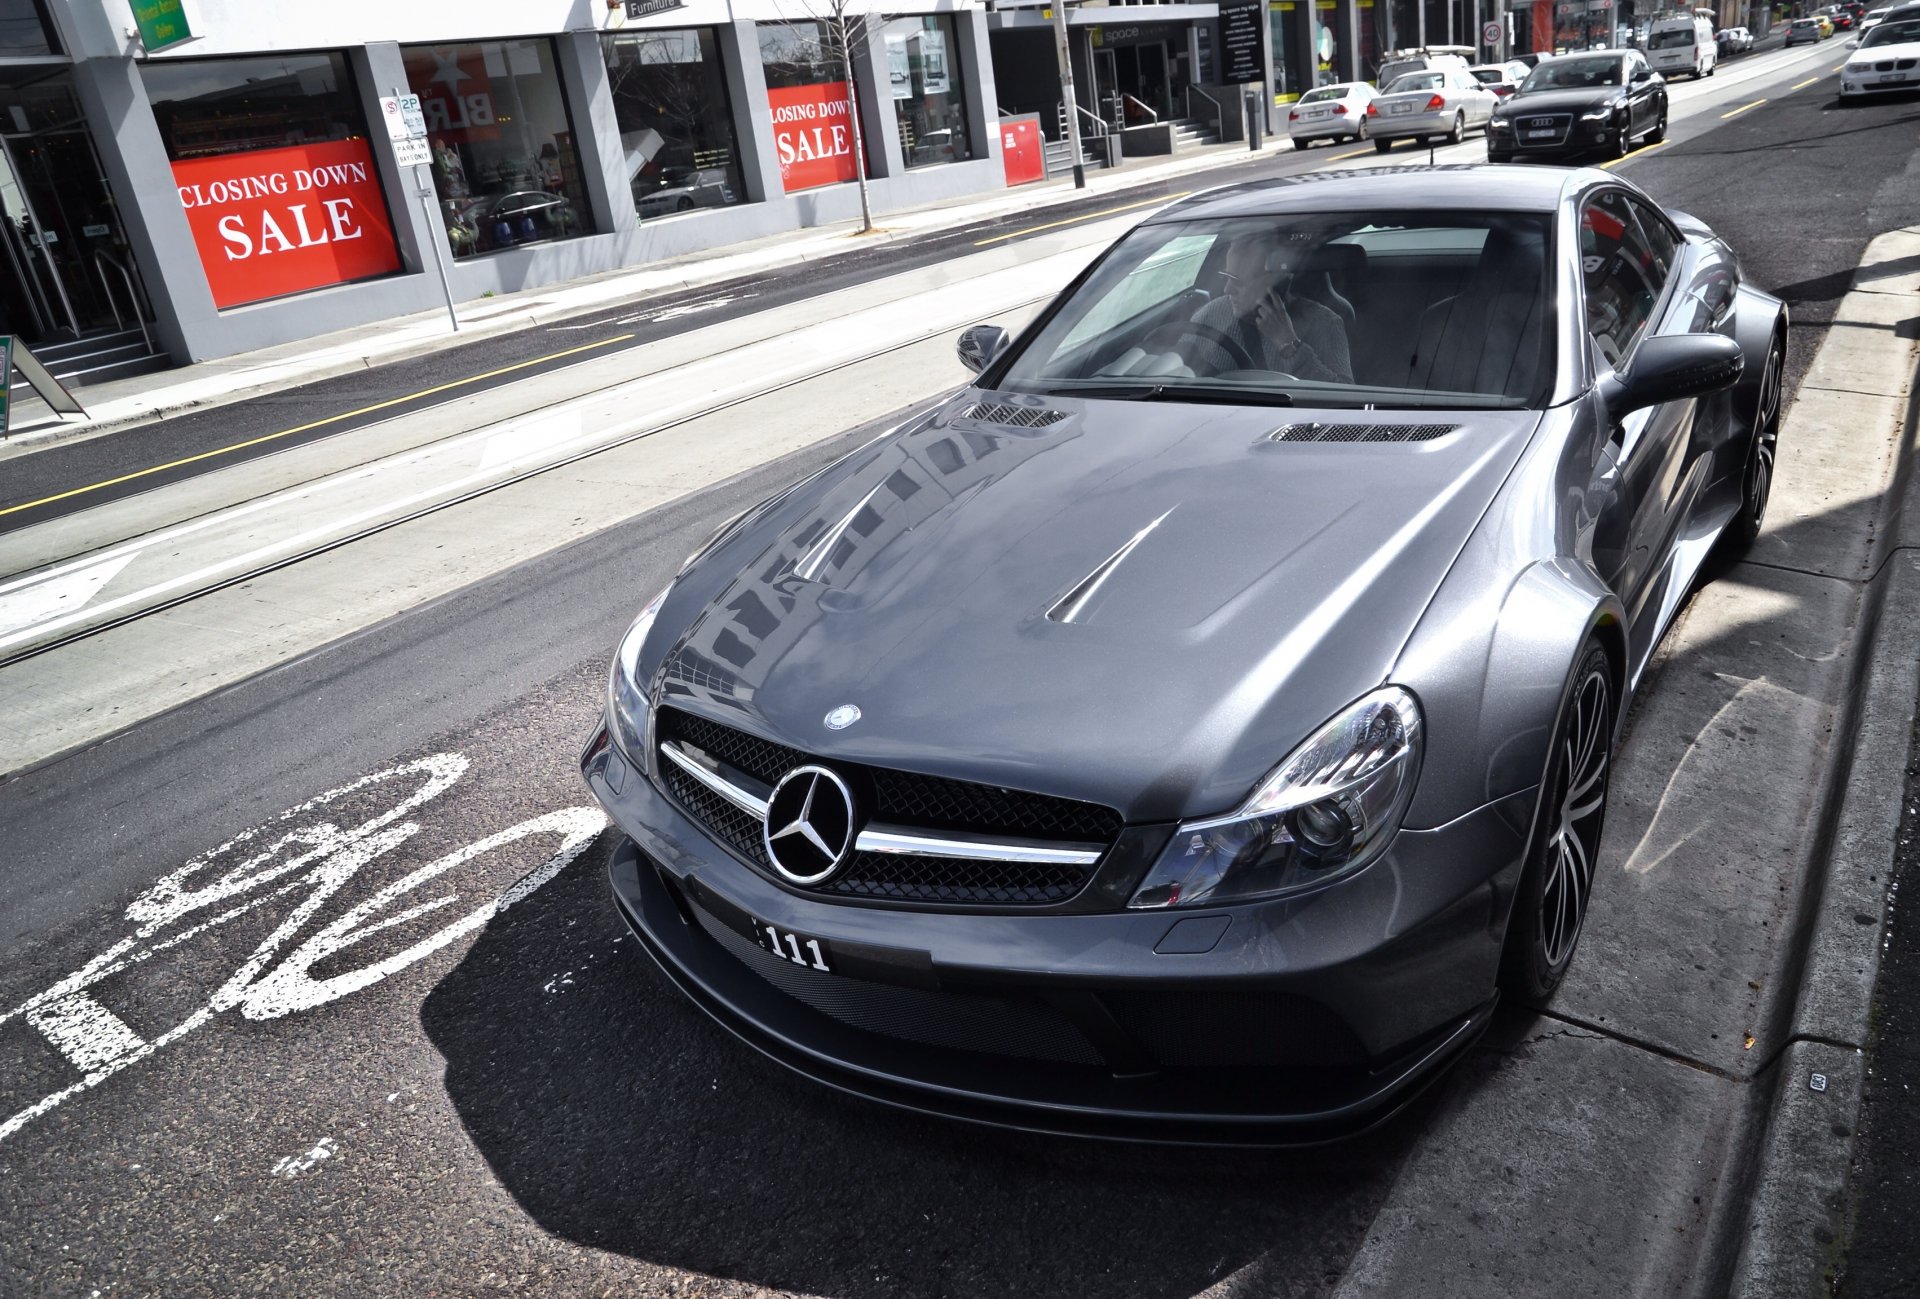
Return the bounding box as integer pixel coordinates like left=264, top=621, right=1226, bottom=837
left=0, top=1, right=58, bottom=57
left=144, top=53, right=401, bottom=309
left=758, top=21, right=873, bottom=192
left=402, top=39, right=595, bottom=259
left=882, top=15, right=970, bottom=169
left=603, top=28, right=745, bottom=221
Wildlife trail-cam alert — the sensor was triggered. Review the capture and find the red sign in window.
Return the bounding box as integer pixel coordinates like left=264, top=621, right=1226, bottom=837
left=769, top=81, right=860, bottom=193
left=172, top=138, right=402, bottom=310
left=1000, top=118, right=1045, bottom=187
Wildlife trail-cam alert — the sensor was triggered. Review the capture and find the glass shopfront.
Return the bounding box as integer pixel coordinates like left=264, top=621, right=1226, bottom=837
left=1383, top=0, right=1419, bottom=52
left=603, top=27, right=744, bottom=221
left=145, top=53, right=401, bottom=309
left=882, top=15, right=971, bottom=168
left=758, top=21, right=873, bottom=192
left=403, top=39, right=594, bottom=259
left=1269, top=1, right=1312, bottom=99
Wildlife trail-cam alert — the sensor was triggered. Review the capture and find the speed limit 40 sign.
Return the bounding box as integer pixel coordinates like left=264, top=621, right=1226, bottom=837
left=1482, top=19, right=1504, bottom=44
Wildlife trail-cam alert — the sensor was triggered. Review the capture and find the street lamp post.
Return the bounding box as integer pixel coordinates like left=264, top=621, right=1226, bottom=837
left=1051, top=1, right=1088, bottom=188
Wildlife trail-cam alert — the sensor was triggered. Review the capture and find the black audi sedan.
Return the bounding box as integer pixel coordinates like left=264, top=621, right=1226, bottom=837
left=1488, top=50, right=1668, bottom=162
left=582, top=165, right=1782, bottom=1145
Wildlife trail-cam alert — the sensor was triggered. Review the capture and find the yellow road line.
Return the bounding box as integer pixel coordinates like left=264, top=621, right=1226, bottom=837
left=0, top=333, right=637, bottom=519
left=1599, top=141, right=1670, bottom=170
left=1327, top=146, right=1375, bottom=160
left=1791, top=75, right=1821, bottom=90
left=1721, top=97, right=1767, bottom=119
left=972, top=192, right=1192, bottom=246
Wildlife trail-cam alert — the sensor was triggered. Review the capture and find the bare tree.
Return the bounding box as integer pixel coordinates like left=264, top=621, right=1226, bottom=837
left=767, top=0, right=877, bottom=234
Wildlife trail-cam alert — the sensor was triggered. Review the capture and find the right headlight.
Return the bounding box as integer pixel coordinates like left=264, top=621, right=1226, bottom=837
left=1127, top=686, right=1423, bottom=910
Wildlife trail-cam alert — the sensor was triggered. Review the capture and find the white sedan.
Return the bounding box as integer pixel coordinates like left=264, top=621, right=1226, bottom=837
left=1287, top=83, right=1377, bottom=147
left=1839, top=14, right=1920, bottom=101
left=1368, top=68, right=1500, bottom=151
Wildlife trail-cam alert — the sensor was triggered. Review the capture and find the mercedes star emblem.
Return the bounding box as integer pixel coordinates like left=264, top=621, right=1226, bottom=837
left=824, top=704, right=861, bottom=731
left=762, top=765, right=857, bottom=885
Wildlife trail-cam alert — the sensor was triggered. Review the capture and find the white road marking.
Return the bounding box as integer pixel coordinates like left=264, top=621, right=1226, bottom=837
left=0, top=551, right=138, bottom=637
left=0, top=753, right=610, bottom=1145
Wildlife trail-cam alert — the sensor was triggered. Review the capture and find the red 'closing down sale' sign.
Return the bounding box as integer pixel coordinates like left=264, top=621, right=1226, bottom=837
left=769, top=81, right=859, bottom=193
left=172, top=138, right=401, bottom=310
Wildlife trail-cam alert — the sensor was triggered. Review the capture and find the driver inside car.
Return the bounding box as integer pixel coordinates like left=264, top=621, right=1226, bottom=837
left=1192, top=232, right=1354, bottom=383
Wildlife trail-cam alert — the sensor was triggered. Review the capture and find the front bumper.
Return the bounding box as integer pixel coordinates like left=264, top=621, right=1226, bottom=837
left=583, top=723, right=1531, bottom=1144
left=1841, top=70, right=1920, bottom=95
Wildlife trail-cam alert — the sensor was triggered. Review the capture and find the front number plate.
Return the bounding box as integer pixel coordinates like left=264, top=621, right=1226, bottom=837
left=751, top=915, right=832, bottom=972
left=1525, top=128, right=1556, bottom=139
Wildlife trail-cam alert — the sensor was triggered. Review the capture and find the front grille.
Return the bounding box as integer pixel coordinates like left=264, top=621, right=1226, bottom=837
left=1270, top=422, right=1459, bottom=444
left=658, top=708, right=1121, bottom=905
left=695, top=904, right=1103, bottom=1063
left=1515, top=112, right=1571, bottom=147
left=960, top=401, right=1068, bottom=428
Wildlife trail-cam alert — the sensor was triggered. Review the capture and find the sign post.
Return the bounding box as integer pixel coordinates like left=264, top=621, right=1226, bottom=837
left=382, top=90, right=459, bottom=333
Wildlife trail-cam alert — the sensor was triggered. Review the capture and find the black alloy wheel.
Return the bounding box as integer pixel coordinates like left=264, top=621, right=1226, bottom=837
left=1500, top=645, right=1614, bottom=1002
left=1726, top=334, right=1784, bottom=551
left=1605, top=120, right=1629, bottom=160
left=1447, top=113, right=1466, bottom=144
left=1648, top=108, right=1668, bottom=143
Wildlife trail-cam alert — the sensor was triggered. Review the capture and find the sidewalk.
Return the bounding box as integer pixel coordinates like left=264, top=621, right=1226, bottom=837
left=0, top=137, right=1281, bottom=463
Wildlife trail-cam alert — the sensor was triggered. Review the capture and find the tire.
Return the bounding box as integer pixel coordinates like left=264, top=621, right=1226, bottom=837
left=1293, top=136, right=1310, bottom=150
left=1374, top=137, right=1393, bottom=153
left=1499, top=644, right=1615, bottom=1003
left=1356, top=119, right=1370, bottom=141
left=1488, top=150, right=1512, bottom=164
left=1707, top=60, right=1716, bottom=76
left=1605, top=123, right=1628, bottom=160
left=1648, top=109, right=1667, bottom=144
left=674, top=197, right=695, bottom=212
left=1723, top=331, right=1784, bottom=552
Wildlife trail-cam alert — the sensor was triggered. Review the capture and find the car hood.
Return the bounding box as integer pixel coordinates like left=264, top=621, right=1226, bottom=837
left=656, top=392, right=1541, bottom=824
left=1847, top=38, right=1920, bottom=61
left=1500, top=87, right=1626, bottom=114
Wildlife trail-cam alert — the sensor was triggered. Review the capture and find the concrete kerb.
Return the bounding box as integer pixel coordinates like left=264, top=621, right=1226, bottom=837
left=1715, top=225, right=1920, bottom=1297
left=0, top=142, right=1274, bottom=462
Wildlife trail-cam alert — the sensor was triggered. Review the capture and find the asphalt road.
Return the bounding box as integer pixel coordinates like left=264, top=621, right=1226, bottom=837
left=1, top=56, right=1916, bottom=1299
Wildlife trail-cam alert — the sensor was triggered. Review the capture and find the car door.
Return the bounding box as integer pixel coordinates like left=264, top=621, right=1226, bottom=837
left=1460, top=72, right=1494, bottom=124
left=1626, top=57, right=1655, bottom=133
left=1581, top=188, right=1688, bottom=630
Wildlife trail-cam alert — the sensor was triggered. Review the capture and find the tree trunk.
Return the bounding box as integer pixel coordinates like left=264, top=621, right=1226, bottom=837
left=837, top=14, right=875, bottom=234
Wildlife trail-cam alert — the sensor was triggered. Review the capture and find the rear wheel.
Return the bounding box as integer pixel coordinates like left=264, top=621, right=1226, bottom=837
left=1355, top=119, right=1370, bottom=140
left=1500, top=645, right=1614, bottom=1002
left=1293, top=136, right=1310, bottom=150
left=1447, top=113, right=1465, bottom=144
left=1725, top=332, right=1784, bottom=552
left=1374, top=137, right=1393, bottom=153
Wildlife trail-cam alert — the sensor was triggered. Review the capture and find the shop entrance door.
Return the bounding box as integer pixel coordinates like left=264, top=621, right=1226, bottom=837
left=0, top=69, right=147, bottom=347
left=1111, top=43, right=1174, bottom=122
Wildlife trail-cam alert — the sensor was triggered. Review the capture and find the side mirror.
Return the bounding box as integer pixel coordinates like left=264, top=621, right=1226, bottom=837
left=1846, top=37, right=1861, bottom=47
left=1599, top=333, right=1744, bottom=417
left=957, top=324, right=1011, bottom=375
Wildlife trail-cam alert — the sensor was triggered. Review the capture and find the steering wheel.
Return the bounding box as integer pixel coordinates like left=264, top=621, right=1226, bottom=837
left=1140, top=320, right=1257, bottom=372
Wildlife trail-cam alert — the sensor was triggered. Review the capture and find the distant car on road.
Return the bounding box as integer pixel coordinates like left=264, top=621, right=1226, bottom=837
left=1838, top=14, right=1920, bottom=100
left=1367, top=67, right=1499, bottom=151
left=1645, top=14, right=1718, bottom=77
left=1287, top=83, right=1376, bottom=147
left=1862, top=7, right=1892, bottom=32
left=1786, top=16, right=1827, bottom=44
left=1468, top=60, right=1534, bottom=97
left=1488, top=51, right=1668, bottom=162
left=584, top=165, right=1789, bottom=1143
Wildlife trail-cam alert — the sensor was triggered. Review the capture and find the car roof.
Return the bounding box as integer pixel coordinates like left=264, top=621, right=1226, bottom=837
left=1149, top=165, right=1596, bottom=221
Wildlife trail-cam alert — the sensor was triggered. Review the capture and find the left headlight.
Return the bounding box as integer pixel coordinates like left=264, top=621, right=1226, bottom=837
left=1127, top=686, right=1424, bottom=910
left=608, top=584, right=671, bottom=769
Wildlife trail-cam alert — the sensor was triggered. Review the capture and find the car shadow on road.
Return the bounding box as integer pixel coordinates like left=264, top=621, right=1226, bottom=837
left=419, top=839, right=1438, bottom=1299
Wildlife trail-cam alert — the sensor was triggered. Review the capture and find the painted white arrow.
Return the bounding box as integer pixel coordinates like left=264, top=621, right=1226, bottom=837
left=0, top=549, right=139, bottom=638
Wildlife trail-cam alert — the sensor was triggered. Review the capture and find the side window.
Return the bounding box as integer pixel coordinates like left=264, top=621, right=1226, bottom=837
left=1580, top=190, right=1676, bottom=367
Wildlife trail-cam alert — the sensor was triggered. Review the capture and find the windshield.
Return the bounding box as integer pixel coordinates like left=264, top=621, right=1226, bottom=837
left=1471, top=68, right=1505, bottom=83
left=1387, top=72, right=1447, bottom=92
left=1863, top=18, right=1920, bottom=41
left=1523, top=57, right=1624, bottom=89
left=1301, top=86, right=1348, bottom=102
left=1647, top=27, right=1698, bottom=47
left=992, top=212, right=1555, bottom=410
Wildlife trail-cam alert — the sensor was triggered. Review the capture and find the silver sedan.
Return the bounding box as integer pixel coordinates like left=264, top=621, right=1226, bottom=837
left=1369, top=68, right=1499, bottom=151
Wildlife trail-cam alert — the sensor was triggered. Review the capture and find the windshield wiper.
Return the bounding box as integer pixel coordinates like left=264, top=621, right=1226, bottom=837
left=1038, top=383, right=1294, bottom=406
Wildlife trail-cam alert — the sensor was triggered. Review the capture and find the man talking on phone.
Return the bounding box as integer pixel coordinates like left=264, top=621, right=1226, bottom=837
left=1195, top=231, right=1353, bottom=384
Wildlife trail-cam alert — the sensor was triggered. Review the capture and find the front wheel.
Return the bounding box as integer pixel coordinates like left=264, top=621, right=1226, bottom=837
left=1605, top=123, right=1628, bottom=160
left=1648, top=109, right=1667, bottom=143
left=1499, top=645, right=1614, bottom=1002
left=1724, top=333, right=1784, bottom=552
left=1374, top=137, right=1393, bottom=153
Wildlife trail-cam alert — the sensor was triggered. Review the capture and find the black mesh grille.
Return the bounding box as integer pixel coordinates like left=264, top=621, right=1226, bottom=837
left=658, top=708, right=1119, bottom=905
left=960, top=401, right=1068, bottom=428
left=1270, top=422, right=1459, bottom=444
left=694, top=904, right=1102, bottom=1064
left=1102, top=989, right=1369, bottom=1068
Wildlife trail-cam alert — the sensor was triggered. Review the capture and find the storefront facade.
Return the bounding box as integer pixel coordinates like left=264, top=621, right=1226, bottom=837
left=21, top=0, right=1002, bottom=366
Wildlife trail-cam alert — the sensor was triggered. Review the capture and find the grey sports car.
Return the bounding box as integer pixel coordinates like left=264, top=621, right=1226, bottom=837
left=580, top=166, right=1786, bottom=1143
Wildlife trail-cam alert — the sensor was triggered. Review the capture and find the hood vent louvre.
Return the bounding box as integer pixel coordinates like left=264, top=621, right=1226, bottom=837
left=961, top=401, right=1068, bottom=429
left=1268, top=422, right=1459, bottom=444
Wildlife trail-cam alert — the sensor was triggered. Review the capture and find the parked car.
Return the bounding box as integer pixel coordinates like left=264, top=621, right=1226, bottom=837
left=584, top=165, right=1788, bottom=1142
left=1715, top=25, right=1753, bottom=55
left=1838, top=13, right=1920, bottom=100
left=1373, top=45, right=1476, bottom=88
left=1467, top=60, right=1534, bottom=97
left=1644, top=14, right=1718, bottom=77
left=1786, top=17, right=1827, bottom=45
left=1828, top=7, right=1856, bottom=31
left=1287, top=83, right=1377, bottom=147
left=1488, top=51, right=1668, bottom=162
left=1367, top=67, right=1500, bottom=151
left=1862, top=8, right=1892, bottom=33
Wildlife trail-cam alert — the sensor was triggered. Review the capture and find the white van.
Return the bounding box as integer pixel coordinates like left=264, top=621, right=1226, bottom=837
left=1645, top=15, right=1717, bottom=78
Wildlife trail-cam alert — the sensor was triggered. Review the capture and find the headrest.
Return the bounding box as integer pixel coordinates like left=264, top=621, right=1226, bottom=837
left=1302, top=243, right=1366, bottom=276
